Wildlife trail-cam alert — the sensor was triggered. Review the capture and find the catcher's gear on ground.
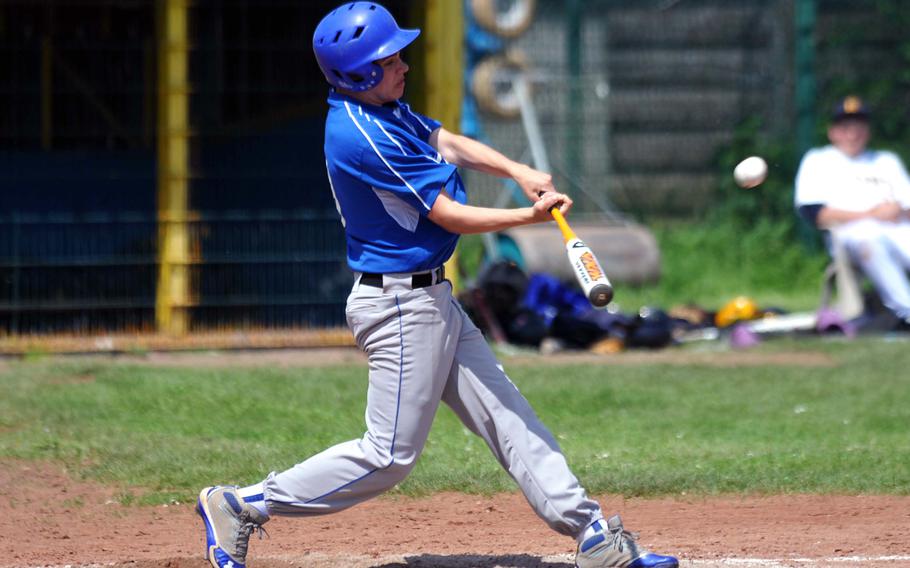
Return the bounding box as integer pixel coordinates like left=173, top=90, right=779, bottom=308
left=715, top=296, right=759, bottom=328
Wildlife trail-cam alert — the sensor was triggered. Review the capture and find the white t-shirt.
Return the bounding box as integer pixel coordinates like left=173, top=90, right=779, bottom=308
left=794, top=145, right=910, bottom=211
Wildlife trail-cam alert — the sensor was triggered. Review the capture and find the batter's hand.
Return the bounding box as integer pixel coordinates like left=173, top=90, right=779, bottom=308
left=514, top=164, right=557, bottom=203
left=531, top=191, right=572, bottom=223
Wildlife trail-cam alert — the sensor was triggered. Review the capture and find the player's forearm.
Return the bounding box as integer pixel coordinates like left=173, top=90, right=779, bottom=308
left=428, top=201, right=537, bottom=234
left=427, top=188, right=559, bottom=234
left=816, top=206, right=871, bottom=228
left=818, top=202, right=905, bottom=227
left=432, top=128, right=526, bottom=179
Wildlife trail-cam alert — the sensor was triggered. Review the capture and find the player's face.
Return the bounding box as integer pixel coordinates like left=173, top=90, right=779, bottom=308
left=365, top=52, right=409, bottom=105
left=828, top=118, right=870, bottom=157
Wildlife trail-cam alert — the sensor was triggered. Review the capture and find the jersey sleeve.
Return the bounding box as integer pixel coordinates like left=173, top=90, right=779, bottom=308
left=358, top=131, right=457, bottom=214
left=881, top=151, right=910, bottom=208
left=794, top=149, right=832, bottom=207
left=400, top=103, right=442, bottom=143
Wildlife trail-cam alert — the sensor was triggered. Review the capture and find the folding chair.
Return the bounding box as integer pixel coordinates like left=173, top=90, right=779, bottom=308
left=819, top=229, right=865, bottom=321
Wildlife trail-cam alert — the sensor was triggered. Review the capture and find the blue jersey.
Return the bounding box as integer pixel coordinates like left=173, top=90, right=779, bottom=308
left=323, top=90, right=466, bottom=273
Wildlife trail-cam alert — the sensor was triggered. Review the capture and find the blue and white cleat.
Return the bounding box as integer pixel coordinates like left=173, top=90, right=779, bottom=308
left=196, top=486, right=268, bottom=568
left=576, top=515, right=678, bottom=568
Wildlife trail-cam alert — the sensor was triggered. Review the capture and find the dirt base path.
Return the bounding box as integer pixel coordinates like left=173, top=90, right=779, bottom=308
left=2, top=459, right=909, bottom=568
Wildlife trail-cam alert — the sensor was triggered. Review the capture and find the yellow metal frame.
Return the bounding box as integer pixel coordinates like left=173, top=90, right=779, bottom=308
left=422, top=0, right=463, bottom=134
left=422, top=0, right=464, bottom=291
left=151, top=1, right=464, bottom=336
left=155, top=0, right=191, bottom=335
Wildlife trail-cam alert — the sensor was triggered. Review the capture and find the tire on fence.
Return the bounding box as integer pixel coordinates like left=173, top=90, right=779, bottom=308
left=471, top=50, right=529, bottom=119
left=470, top=0, right=536, bottom=38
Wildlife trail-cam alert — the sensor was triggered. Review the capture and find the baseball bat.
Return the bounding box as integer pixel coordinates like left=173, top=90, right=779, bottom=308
left=543, top=195, right=614, bottom=308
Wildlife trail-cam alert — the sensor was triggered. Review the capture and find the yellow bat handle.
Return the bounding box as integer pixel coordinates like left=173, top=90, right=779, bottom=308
left=549, top=207, right=577, bottom=243
left=538, top=191, right=576, bottom=243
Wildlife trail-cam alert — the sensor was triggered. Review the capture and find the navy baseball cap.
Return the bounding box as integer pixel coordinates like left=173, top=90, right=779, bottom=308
left=831, top=95, right=870, bottom=122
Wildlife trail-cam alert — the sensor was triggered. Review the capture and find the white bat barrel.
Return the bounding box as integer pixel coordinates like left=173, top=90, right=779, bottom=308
left=564, top=237, right=614, bottom=307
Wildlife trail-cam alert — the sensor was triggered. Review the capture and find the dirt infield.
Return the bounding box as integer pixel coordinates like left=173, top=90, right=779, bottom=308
left=2, top=459, right=909, bottom=568
left=2, top=347, right=907, bottom=567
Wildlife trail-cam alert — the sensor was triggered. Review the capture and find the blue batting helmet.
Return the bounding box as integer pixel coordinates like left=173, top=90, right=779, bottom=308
left=313, top=2, right=420, bottom=92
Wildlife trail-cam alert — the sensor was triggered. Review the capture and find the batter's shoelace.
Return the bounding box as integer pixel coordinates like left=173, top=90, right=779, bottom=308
left=233, top=513, right=269, bottom=559
left=606, top=525, right=640, bottom=553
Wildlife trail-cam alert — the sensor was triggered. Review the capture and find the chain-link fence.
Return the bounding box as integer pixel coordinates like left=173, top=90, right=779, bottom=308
left=2, top=0, right=908, bottom=340
left=1, top=0, right=354, bottom=337
left=463, top=0, right=909, bottom=219
left=463, top=0, right=784, bottom=218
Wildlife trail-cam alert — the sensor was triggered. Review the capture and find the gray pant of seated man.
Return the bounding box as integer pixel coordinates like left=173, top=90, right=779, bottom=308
left=263, top=276, right=602, bottom=537
left=837, top=220, right=910, bottom=320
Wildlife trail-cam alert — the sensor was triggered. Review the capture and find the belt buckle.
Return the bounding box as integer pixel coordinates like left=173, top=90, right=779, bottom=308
left=411, top=271, right=431, bottom=288
left=411, top=266, right=444, bottom=289
left=428, top=266, right=444, bottom=286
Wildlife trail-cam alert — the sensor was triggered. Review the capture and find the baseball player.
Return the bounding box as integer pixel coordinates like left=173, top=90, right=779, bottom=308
left=795, top=96, right=910, bottom=329
left=195, top=4, right=678, bottom=568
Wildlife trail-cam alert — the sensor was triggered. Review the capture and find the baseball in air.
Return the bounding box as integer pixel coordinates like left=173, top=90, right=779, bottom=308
left=733, top=156, right=768, bottom=188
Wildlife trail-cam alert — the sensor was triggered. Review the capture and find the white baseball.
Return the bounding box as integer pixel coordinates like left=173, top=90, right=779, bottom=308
left=733, top=156, right=768, bottom=188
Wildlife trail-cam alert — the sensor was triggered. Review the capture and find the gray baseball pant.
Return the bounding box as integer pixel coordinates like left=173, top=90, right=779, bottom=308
left=836, top=220, right=910, bottom=319
left=263, top=272, right=602, bottom=537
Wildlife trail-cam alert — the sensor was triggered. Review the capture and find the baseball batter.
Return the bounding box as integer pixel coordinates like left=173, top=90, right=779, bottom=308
left=795, top=96, right=910, bottom=327
left=195, top=4, right=678, bottom=568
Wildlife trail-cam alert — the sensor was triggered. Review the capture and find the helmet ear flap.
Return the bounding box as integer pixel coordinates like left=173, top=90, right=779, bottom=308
left=327, top=63, right=383, bottom=92
left=352, top=62, right=384, bottom=90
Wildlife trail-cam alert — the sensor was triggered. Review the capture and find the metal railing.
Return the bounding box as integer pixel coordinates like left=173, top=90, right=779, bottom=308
left=0, top=210, right=349, bottom=336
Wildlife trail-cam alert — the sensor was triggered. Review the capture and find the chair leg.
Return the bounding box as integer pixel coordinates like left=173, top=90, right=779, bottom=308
left=820, top=262, right=837, bottom=310
left=831, top=236, right=865, bottom=320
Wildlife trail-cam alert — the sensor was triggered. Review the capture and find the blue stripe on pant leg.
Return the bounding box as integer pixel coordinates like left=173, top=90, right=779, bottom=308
left=304, top=294, right=405, bottom=505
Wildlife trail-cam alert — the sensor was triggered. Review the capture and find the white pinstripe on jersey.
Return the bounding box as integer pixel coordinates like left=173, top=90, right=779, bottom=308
left=343, top=101, right=432, bottom=211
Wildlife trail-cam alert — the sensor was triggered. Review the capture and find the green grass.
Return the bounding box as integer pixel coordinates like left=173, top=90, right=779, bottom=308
left=611, top=219, right=829, bottom=313
left=459, top=219, right=830, bottom=314
left=1, top=338, right=908, bottom=504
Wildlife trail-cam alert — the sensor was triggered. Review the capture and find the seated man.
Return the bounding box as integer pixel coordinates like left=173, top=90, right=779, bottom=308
left=794, top=96, right=910, bottom=329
